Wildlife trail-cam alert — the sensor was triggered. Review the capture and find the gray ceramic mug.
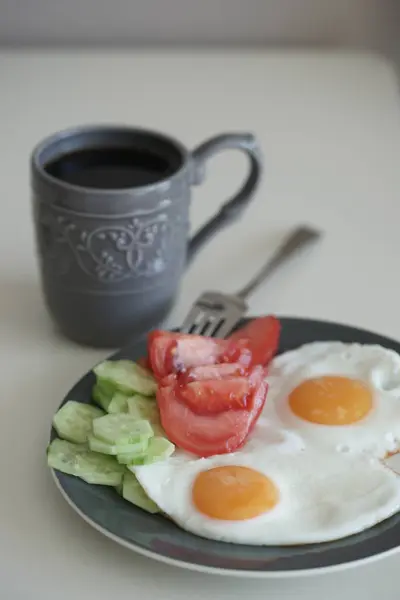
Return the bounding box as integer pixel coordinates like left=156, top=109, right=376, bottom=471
left=31, top=125, right=263, bottom=348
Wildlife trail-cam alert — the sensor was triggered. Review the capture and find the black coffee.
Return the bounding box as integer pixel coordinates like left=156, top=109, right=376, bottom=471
left=45, top=147, right=177, bottom=189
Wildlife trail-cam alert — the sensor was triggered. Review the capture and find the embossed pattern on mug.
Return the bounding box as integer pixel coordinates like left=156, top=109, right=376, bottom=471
left=37, top=200, right=186, bottom=285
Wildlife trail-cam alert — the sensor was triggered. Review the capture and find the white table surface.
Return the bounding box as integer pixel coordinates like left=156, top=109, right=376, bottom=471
left=2, top=48, right=400, bottom=599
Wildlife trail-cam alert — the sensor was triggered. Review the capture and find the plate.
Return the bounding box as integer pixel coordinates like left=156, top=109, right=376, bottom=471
left=50, top=317, right=400, bottom=577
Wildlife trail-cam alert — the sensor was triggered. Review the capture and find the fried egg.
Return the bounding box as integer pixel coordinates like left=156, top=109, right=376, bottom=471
left=264, top=342, right=400, bottom=458
left=133, top=444, right=400, bottom=545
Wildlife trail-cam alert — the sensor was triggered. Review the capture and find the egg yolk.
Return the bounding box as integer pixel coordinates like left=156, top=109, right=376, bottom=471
left=288, top=375, right=373, bottom=425
left=192, top=465, right=279, bottom=520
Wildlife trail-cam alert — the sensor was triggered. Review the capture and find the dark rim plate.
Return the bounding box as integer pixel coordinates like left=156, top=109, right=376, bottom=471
left=50, top=316, right=400, bottom=577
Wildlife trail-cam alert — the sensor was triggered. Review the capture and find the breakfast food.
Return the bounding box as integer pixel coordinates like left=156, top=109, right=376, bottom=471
left=47, top=317, right=400, bottom=546
left=156, top=364, right=268, bottom=456
left=265, top=341, right=400, bottom=458
left=148, top=316, right=280, bottom=457
left=134, top=442, right=400, bottom=545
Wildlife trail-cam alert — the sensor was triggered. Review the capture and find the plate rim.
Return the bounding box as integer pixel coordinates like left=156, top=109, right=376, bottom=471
left=49, top=315, right=400, bottom=577
left=51, top=469, right=400, bottom=578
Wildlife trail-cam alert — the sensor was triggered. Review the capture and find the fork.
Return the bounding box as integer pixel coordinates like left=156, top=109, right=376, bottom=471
left=180, top=225, right=322, bottom=338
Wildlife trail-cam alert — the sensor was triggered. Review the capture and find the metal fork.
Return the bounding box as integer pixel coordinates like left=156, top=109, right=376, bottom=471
left=180, top=225, right=322, bottom=338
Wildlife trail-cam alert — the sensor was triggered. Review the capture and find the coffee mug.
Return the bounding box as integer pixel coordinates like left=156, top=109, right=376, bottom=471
left=31, top=125, right=263, bottom=347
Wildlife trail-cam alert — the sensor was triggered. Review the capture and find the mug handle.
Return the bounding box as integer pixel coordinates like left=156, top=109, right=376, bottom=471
left=187, top=133, right=263, bottom=264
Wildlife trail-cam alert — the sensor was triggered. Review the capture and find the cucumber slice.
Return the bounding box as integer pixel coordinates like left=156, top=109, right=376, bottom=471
left=127, top=395, right=160, bottom=423
left=117, top=453, right=146, bottom=466
left=77, top=452, right=125, bottom=485
left=94, top=360, right=157, bottom=397
left=115, top=481, right=124, bottom=495
left=92, top=414, right=153, bottom=445
left=53, top=401, right=104, bottom=444
left=47, top=438, right=87, bottom=476
left=122, top=471, right=160, bottom=513
left=117, top=440, right=149, bottom=465
left=92, top=383, right=113, bottom=411
left=117, top=439, right=150, bottom=465
left=47, top=438, right=124, bottom=486
left=88, top=435, right=149, bottom=457
left=124, top=454, right=148, bottom=466
left=124, top=436, right=174, bottom=466
left=88, top=435, right=116, bottom=454
left=93, top=384, right=129, bottom=415
left=143, top=437, right=175, bottom=464
left=108, top=393, right=129, bottom=414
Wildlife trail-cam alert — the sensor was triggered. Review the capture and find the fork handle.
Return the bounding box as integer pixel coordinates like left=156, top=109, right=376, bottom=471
left=235, top=226, right=321, bottom=299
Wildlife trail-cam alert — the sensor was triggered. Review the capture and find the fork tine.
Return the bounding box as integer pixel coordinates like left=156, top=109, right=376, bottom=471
left=190, top=317, right=213, bottom=336
left=200, top=317, right=224, bottom=338
left=179, top=310, right=200, bottom=333
left=180, top=307, right=207, bottom=334
left=213, top=319, right=237, bottom=339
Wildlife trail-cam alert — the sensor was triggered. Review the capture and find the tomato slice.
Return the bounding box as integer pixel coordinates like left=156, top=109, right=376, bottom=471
left=148, top=331, right=176, bottom=379
left=173, top=335, right=224, bottom=369
left=157, top=366, right=268, bottom=457
left=149, top=331, right=228, bottom=379
left=148, top=331, right=260, bottom=379
left=159, top=373, right=177, bottom=388
left=180, top=362, right=245, bottom=383
left=247, top=365, right=269, bottom=425
left=149, top=316, right=280, bottom=379
left=222, top=339, right=253, bottom=368
left=228, top=316, right=281, bottom=367
left=148, top=318, right=279, bottom=457
left=177, top=377, right=251, bottom=414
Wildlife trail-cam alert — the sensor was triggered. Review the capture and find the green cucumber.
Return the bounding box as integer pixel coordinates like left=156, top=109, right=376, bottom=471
left=115, top=481, right=124, bottom=495
left=88, top=434, right=149, bottom=457
left=94, top=360, right=157, bottom=397
left=47, top=438, right=87, bottom=476
left=117, top=454, right=146, bottom=466
left=53, top=401, right=104, bottom=444
left=108, top=393, right=129, bottom=414
left=92, top=414, right=153, bottom=445
left=116, top=439, right=150, bottom=464
left=122, top=471, right=160, bottom=513
left=88, top=435, right=115, bottom=454
left=77, top=452, right=125, bottom=485
left=92, top=382, right=113, bottom=411
left=117, top=453, right=145, bottom=466
left=127, top=395, right=160, bottom=423
left=124, top=437, right=174, bottom=466
left=47, top=438, right=124, bottom=486
left=143, top=437, right=175, bottom=464
left=93, top=383, right=129, bottom=415
left=124, top=455, right=147, bottom=466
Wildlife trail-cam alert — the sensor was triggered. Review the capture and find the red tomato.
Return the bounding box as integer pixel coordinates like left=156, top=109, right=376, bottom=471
left=156, top=366, right=268, bottom=457
left=173, top=334, right=223, bottom=369
left=222, top=339, right=253, bottom=368
left=148, top=331, right=258, bottom=380
left=177, top=377, right=251, bottom=414
left=228, top=316, right=281, bottom=367
left=148, top=331, right=227, bottom=379
left=147, top=331, right=176, bottom=379
left=180, top=362, right=245, bottom=383
left=149, top=318, right=280, bottom=456
left=159, top=373, right=177, bottom=388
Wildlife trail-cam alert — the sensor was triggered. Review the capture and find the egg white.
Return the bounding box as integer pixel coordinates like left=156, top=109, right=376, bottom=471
left=133, top=445, right=400, bottom=545
left=264, top=342, right=400, bottom=458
